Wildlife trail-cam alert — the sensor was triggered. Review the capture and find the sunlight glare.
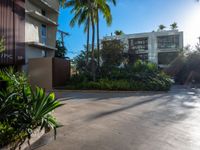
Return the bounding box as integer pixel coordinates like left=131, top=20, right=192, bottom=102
left=183, top=5, right=200, bottom=46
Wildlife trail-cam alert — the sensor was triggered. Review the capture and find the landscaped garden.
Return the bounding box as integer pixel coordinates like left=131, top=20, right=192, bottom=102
left=66, top=39, right=173, bottom=91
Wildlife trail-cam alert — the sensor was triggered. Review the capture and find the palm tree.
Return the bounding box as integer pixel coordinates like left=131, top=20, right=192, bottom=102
left=95, top=0, right=116, bottom=69
left=114, top=30, right=124, bottom=36
left=158, top=24, right=166, bottom=31
left=60, top=0, right=116, bottom=81
left=62, top=0, right=91, bottom=64
left=87, top=0, right=96, bottom=81
left=61, top=0, right=96, bottom=81
left=170, top=22, right=178, bottom=30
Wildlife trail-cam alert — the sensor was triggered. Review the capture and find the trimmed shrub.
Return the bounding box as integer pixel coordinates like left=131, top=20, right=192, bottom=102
left=69, top=60, right=172, bottom=91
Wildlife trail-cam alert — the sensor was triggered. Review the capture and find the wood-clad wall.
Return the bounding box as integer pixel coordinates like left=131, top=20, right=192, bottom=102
left=0, top=0, right=25, bottom=66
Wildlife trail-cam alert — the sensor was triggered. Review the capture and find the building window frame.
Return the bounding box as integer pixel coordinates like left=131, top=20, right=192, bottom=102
left=128, top=37, right=148, bottom=52
left=41, top=10, right=46, bottom=16
left=157, top=35, right=180, bottom=50
left=41, top=24, right=47, bottom=45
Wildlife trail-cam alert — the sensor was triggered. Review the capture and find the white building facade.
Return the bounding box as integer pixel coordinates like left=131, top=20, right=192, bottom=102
left=103, top=30, right=184, bottom=67
left=24, top=0, right=59, bottom=70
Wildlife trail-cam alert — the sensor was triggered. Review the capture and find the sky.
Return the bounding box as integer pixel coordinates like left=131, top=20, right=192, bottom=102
left=58, top=0, right=200, bottom=59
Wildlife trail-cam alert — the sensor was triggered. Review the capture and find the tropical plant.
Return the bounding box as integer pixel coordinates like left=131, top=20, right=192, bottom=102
left=61, top=0, right=96, bottom=80
left=61, top=0, right=116, bottom=81
left=55, top=40, right=67, bottom=58
left=95, top=0, right=116, bottom=70
left=170, top=22, right=178, bottom=30
left=0, top=69, right=63, bottom=149
left=74, top=47, right=98, bottom=78
left=166, top=44, right=200, bottom=84
left=114, top=30, right=124, bottom=36
left=64, top=0, right=91, bottom=64
left=101, top=39, right=125, bottom=69
left=67, top=60, right=172, bottom=91
left=158, top=24, right=166, bottom=31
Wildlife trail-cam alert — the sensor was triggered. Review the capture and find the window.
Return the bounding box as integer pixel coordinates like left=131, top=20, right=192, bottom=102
left=157, top=35, right=180, bottom=50
left=41, top=24, right=47, bottom=45
left=136, top=54, right=148, bottom=61
left=158, top=52, right=179, bottom=65
left=129, top=37, right=148, bottom=52
left=41, top=10, right=46, bottom=16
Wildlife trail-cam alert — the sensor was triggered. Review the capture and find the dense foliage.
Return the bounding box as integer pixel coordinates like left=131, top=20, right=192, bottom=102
left=69, top=60, right=172, bottom=91
left=60, top=0, right=116, bottom=81
left=166, top=45, right=200, bottom=84
left=0, top=69, right=63, bottom=149
left=101, top=39, right=125, bottom=68
left=72, top=37, right=172, bottom=91
left=55, top=40, right=67, bottom=58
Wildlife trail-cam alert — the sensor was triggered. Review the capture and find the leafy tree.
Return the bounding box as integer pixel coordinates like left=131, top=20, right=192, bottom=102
left=170, top=22, right=178, bottom=30
left=95, top=0, right=116, bottom=69
left=167, top=45, right=200, bottom=84
left=55, top=40, right=67, bottom=58
left=74, top=47, right=98, bottom=78
left=101, top=39, right=125, bottom=69
left=114, top=30, right=124, bottom=36
left=158, top=24, right=166, bottom=31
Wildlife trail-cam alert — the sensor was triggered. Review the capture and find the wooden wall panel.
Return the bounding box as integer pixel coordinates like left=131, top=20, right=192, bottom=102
left=0, top=0, right=25, bottom=66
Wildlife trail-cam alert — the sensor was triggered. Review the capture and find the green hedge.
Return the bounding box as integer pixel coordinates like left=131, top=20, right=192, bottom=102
left=66, top=77, right=172, bottom=91
left=68, top=60, right=172, bottom=91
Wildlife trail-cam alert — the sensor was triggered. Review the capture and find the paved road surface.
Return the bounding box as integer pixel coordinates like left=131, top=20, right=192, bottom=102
left=32, top=86, right=200, bottom=150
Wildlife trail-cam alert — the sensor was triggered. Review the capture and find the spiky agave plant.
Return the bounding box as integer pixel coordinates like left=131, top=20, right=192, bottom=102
left=28, top=87, right=63, bottom=138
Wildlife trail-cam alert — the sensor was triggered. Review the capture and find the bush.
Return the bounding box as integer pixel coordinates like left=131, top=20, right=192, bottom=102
left=67, top=75, right=172, bottom=91
left=166, top=46, right=200, bottom=84
left=0, top=68, right=63, bottom=149
left=69, top=60, right=172, bottom=91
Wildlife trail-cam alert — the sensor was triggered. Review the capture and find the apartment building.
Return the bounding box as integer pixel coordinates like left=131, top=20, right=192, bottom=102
left=0, top=0, right=59, bottom=70
left=103, top=30, right=184, bottom=67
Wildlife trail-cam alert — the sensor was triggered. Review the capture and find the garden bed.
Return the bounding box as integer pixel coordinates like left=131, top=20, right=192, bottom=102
left=65, top=78, right=172, bottom=91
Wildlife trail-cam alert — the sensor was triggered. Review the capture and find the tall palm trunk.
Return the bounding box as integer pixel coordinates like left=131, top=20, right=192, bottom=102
left=91, top=15, right=96, bottom=81
left=96, top=9, right=100, bottom=70
left=87, top=0, right=96, bottom=81
left=86, top=18, right=90, bottom=65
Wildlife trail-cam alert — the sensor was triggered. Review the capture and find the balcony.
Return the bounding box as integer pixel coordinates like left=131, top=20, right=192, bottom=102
left=26, top=10, right=58, bottom=26
left=29, top=0, right=59, bottom=14
left=27, top=42, right=57, bottom=51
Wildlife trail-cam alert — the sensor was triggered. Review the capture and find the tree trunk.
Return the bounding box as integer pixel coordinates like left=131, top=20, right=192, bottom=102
left=87, top=0, right=96, bottom=81
left=86, top=19, right=90, bottom=65
left=91, top=15, right=96, bottom=81
left=97, top=9, right=100, bottom=70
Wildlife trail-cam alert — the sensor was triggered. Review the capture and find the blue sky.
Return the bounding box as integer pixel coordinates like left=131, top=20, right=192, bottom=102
left=58, top=0, right=200, bottom=58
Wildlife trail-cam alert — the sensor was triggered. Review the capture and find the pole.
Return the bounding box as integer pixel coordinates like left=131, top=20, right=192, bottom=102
left=58, top=30, right=69, bottom=47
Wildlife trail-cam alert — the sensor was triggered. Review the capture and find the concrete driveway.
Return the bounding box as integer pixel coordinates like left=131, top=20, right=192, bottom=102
left=33, top=86, right=200, bottom=150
